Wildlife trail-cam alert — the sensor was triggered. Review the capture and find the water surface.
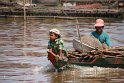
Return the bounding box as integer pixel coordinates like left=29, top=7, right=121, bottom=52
left=0, top=17, right=124, bottom=83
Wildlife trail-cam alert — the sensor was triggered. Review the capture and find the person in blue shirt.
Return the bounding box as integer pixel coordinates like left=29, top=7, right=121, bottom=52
left=91, top=19, right=111, bottom=50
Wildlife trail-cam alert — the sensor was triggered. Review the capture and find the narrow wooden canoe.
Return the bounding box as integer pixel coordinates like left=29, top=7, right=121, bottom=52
left=47, top=52, right=67, bottom=69
left=69, top=56, right=124, bottom=68
left=68, top=46, right=124, bottom=68
left=72, top=37, right=124, bottom=68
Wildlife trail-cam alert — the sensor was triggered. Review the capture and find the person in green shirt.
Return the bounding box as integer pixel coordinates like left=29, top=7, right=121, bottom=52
left=91, top=19, right=111, bottom=50
left=47, top=28, right=68, bottom=69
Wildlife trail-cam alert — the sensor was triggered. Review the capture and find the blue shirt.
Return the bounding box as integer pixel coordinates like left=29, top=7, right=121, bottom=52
left=91, top=31, right=111, bottom=47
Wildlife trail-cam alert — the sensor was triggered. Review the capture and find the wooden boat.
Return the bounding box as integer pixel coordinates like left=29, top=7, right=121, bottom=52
left=68, top=46, right=124, bottom=68
left=72, top=36, right=124, bottom=68
left=69, top=56, right=124, bottom=68
left=47, top=52, right=67, bottom=69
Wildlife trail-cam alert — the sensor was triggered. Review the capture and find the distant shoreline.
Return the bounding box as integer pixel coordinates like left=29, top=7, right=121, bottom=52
left=0, top=10, right=123, bottom=19
left=0, top=15, right=123, bottom=20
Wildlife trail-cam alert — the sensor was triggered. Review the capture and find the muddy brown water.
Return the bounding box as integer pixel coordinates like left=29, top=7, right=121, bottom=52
left=0, top=18, right=124, bottom=83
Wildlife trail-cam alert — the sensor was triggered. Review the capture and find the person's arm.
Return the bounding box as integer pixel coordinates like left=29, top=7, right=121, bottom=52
left=105, top=33, right=111, bottom=47
left=58, top=49, right=63, bottom=60
left=49, top=48, right=60, bottom=58
left=58, top=39, right=64, bottom=60
left=48, top=41, right=60, bottom=58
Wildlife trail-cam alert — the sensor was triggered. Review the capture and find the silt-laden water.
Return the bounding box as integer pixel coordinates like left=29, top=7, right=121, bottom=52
left=0, top=18, right=124, bottom=83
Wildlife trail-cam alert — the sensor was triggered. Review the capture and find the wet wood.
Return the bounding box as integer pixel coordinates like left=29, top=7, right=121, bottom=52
left=68, top=46, right=124, bottom=58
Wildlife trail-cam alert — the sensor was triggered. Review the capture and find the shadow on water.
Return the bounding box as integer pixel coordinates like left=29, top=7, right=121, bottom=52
left=0, top=17, right=124, bottom=83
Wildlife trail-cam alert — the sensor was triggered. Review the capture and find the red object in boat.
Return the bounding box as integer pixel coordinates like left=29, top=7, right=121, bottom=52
left=48, top=52, right=56, bottom=67
left=47, top=52, right=67, bottom=69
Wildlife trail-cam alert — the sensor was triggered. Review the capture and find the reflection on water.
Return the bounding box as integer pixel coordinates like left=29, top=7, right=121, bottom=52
left=46, top=65, right=124, bottom=83
left=0, top=18, right=124, bottom=83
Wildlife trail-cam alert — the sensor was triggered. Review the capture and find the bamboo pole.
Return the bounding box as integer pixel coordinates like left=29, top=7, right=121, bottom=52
left=23, top=0, right=26, bottom=21
left=76, top=18, right=81, bottom=41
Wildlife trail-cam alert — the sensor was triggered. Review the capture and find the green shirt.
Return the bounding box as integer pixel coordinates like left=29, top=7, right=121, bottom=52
left=48, top=38, right=67, bottom=56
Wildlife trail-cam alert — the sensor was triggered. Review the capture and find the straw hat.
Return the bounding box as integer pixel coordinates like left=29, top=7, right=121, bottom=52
left=94, top=19, right=104, bottom=27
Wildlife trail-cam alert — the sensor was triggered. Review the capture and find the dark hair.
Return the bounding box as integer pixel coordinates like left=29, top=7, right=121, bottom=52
left=95, top=26, right=104, bottom=28
left=55, top=34, right=61, bottom=38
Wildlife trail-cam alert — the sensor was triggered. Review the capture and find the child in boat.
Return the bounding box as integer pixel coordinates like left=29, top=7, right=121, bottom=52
left=91, top=19, right=111, bottom=50
left=47, top=28, right=68, bottom=69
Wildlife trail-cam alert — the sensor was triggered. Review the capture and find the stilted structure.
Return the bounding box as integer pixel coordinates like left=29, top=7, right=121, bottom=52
left=0, top=0, right=123, bottom=18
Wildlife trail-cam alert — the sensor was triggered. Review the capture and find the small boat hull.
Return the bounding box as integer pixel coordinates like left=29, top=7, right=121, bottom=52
left=48, top=52, right=67, bottom=69
left=72, top=39, right=124, bottom=68
left=71, top=62, right=124, bottom=68
left=69, top=57, right=124, bottom=68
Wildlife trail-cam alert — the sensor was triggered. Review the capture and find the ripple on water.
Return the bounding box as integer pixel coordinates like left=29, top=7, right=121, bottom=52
left=0, top=18, right=124, bottom=83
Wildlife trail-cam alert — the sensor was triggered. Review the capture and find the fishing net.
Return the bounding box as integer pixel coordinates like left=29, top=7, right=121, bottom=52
left=81, top=35, right=103, bottom=50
